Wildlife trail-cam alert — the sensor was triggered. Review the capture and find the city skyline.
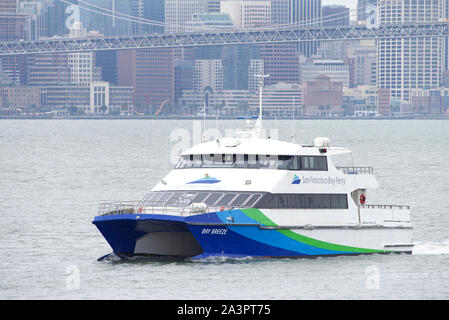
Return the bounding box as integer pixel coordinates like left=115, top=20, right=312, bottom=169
left=1, top=0, right=449, bottom=118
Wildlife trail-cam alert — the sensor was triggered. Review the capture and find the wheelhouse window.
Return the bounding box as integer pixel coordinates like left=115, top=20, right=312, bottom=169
left=175, top=154, right=327, bottom=171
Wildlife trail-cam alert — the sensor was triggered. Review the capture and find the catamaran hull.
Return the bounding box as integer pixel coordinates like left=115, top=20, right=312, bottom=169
left=93, top=211, right=413, bottom=259
left=92, top=214, right=203, bottom=257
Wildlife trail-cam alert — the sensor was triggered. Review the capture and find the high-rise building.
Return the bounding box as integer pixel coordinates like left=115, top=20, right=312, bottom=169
left=221, top=0, right=271, bottom=29
left=68, top=22, right=101, bottom=85
left=222, top=44, right=259, bottom=90
left=248, top=59, right=264, bottom=91
left=357, top=0, right=377, bottom=24
left=193, top=59, right=224, bottom=92
left=165, top=0, right=206, bottom=33
left=0, top=0, right=16, bottom=13
left=347, top=40, right=377, bottom=87
left=43, top=0, right=69, bottom=37
left=27, top=53, right=71, bottom=86
left=322, top=5, right=349, bottom=26
left=377, top=0, right=444, bottom=102
left=78, top=0, right=132, bottom=36
left=131, top=0, right=165, bottom=34
left=271, top=0, right=289, bottom=25
left=289, top=0, right=321, bottom=57
left=0, top=1, right=30, bottom=85
left=260, top=43, right=301, bottom=85
left=117, top=48, right=175, bottom=112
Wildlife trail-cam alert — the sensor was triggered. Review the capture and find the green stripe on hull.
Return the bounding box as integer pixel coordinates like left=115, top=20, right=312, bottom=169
left=241, top=208, right=389, bottom=254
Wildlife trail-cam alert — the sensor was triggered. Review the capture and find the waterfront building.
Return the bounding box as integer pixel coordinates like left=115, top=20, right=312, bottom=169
left=249, top=82, right=303, bottom=117
left=302, top=74, right=343, bottom=116
left=343, top=86, right=379, bottom=116
left=410, top=88, right=449, bottom=114
left=38, top=83, right=133, bottom=114
left=377, top=0, right=444, bottom=102
left=377, top=88, right=391, bottom=116
left=0, top=86, right=41, bottom=110
left=179, top=89, right=255, bottom=115
left=301, top=60, right=349, bottom=87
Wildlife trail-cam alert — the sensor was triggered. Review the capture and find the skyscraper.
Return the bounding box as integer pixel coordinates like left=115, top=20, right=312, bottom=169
left=377, top=0, right=444, bottom=102
left=165, top=0, right=206, bottom=33
left=357, top=0, right=377, bottom=24
left=131, top=0, right=165, bottom=34
left=292, top=0, right=321, bottom=57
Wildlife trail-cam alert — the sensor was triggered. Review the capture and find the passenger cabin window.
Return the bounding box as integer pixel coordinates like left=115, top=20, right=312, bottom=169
left=141, top=191, right=346, bottom=210
left=175, top=154, right=327, bottom=171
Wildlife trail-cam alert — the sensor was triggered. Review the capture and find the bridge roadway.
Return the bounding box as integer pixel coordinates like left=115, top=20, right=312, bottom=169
left=1, top=22, right=449, bottom=56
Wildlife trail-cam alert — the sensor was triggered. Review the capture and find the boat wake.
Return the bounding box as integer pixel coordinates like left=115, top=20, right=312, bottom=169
left=97, top=252, right=188, bottom=263
left=412, top=239, right=449, bottom=255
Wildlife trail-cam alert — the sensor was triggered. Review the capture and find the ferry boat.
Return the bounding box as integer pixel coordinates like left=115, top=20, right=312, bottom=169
left=92, top=76, right=413, bottom=260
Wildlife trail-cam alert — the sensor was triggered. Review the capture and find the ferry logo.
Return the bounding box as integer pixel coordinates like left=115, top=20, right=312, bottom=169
left=187, top=174, right=221, bottom=184
left=292, top=174, right=301, bottom=184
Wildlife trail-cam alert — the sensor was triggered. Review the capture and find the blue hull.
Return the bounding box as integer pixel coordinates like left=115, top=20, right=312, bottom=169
left=92, top=214, right=203, bottom=257
left=92, top=210, right=393, bottom=259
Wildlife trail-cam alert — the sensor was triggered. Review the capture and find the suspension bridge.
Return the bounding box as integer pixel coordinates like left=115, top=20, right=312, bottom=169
left=1, top=21, right=449, bottom=57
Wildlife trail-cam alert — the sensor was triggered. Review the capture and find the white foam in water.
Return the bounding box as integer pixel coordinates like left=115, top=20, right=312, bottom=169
left=413, top=239, right=449, bottom=255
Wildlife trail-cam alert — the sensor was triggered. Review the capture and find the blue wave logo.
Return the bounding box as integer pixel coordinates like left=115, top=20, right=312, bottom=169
left=292, top=174, right=301, bottom=184
left=188, top=175, right=221, bottom=184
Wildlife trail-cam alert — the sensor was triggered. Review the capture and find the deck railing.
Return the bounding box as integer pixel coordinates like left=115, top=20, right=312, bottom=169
left=337, top=167, right=374, bottom=175
left=361, top=204, right=410, bottom=210
left=98, top=200, right=232, bottom=217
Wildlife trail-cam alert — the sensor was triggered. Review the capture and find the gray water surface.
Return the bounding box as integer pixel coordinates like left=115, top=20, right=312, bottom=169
left=0, top=119, right=448, bottom=299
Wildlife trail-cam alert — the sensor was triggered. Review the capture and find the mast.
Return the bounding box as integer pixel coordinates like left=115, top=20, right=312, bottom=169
left=253, top=74, right=269, bottom=137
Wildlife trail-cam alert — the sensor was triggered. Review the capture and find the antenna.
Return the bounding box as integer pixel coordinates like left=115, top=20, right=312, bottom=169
left=292, top=96, right=296, bottom=142
left=253, top=74, right=269, bottom=137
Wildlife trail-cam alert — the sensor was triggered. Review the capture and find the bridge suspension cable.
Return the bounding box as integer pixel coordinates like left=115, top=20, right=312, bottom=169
left=60, top=0, right=375, bottom=33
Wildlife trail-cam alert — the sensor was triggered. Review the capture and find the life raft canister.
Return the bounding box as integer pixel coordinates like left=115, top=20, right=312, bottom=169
left=360, top=194, right=366, bottom=205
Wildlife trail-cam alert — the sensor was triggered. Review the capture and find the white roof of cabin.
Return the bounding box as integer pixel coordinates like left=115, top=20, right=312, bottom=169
left=181, top=137, right=347, bottom=156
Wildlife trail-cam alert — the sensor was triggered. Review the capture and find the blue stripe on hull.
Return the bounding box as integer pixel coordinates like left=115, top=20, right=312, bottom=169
left=187, top=225, right=304, bottom=259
